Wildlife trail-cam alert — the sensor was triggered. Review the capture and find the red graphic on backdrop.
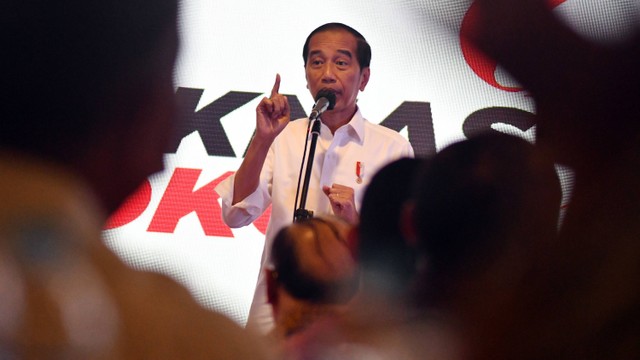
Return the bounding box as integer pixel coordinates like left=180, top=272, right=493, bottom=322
left=147, top=168, right=234, bottom=237
left=104, top=167, right=272, bottom=237
left=104, top=180, right=153, bottom=230
left=460, top=0, right=568, bottom=92
left=253, top=206, right=272, bottom=234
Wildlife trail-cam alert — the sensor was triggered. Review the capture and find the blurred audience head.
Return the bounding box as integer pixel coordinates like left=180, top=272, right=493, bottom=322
left=0, top=0, right=179, bottom=214
left=267, top=215, right=359, bottom=339
left=406, top=132, right=561, bottom=307
left=357, top=157, right=423, bottom=299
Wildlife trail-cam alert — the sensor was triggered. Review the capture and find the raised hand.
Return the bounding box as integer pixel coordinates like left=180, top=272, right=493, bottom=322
left=255, top=73, right=291, bottom=142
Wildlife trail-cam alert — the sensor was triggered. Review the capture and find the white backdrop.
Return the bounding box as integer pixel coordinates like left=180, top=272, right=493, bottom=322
left=101, top=0, right=638, bottom=325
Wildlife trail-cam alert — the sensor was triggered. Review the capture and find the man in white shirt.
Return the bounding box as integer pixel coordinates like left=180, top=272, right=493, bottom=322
left=216, top=22, right=414, bottom=334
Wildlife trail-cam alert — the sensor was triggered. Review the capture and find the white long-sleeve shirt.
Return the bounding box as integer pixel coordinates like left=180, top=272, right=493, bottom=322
left=216, top=108, right=414, bottom=333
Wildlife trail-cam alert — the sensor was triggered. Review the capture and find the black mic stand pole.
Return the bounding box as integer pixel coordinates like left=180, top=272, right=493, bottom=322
left=293, top=117, right=322, bottom=222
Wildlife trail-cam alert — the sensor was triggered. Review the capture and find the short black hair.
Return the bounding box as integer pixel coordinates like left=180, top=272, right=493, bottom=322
left=302, top=22, right=371, bottom=70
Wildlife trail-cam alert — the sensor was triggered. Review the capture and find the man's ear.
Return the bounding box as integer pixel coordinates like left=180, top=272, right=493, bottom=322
left=400, top=201, right=418, bottom=249
left=359, top=67, right=370, bottom=91
left=266, top=268, right=278, bottom=306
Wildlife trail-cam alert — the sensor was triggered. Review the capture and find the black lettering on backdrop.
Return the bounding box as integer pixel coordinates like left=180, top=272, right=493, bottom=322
left=286, top=96, right=308, bottom=123
left=379, top=101, right=436, bottom=158
left=463, top=107, right=536, bottom=139
left=173, top=88, right=262, bottom=157
left=173, top=87, right=308, bottom=158
left=174, top=88, right=436, bottom=158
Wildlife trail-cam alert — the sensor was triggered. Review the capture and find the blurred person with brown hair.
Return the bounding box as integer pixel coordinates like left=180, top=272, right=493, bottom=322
left=0, top=0, right=271, bottom=358
left=265, top=215, right=359, bottom=352
left=460, top=0, right=640, bottom=358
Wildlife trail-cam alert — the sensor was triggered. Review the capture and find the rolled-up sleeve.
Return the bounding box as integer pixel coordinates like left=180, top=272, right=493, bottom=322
left=215, top=175, right=267, bottom=227
left=215, top=146, right=274, bottom=228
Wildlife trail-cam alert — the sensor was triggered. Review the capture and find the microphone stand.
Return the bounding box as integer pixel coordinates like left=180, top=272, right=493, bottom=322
left=293, top=117, right=322, bottom=222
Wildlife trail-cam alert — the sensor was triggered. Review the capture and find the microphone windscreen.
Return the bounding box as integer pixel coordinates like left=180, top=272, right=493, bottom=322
left=315, top=88, right=337, bottom=110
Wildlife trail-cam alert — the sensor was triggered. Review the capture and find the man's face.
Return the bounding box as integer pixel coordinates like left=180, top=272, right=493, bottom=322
left=305, top=29, right=370, bottom=116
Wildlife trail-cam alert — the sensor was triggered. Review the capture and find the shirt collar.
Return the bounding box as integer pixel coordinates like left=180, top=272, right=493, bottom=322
left=344, top=107, right=365, bottom=143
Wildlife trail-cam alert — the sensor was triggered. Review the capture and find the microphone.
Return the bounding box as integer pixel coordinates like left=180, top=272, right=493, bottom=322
left=309, top=89, right=336, bottom=121
left=295, top=89, right=336, bottom=222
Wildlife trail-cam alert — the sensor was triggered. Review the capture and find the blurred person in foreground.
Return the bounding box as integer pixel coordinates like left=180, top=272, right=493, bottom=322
left=462, top=0, right=640, bottom=358
left=0, top=1, right=271, bottom=358
left=265, top=216, right=359, bottom=356
left=356, top=157, right=423, bottom=302
left=405, top=132, right=561, bottom=358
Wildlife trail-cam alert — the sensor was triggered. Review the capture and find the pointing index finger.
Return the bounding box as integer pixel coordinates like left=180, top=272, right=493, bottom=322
left=270, top=73, right=281, bottom=98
